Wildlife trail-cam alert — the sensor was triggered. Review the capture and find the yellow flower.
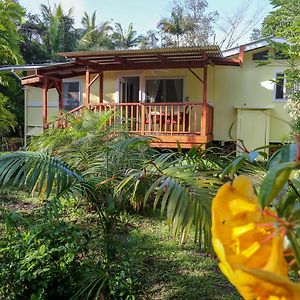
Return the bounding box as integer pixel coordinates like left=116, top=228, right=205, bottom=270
left=211, top=176, right=297, bottom=300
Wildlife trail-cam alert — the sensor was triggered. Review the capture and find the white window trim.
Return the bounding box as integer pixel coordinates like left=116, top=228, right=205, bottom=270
left=143, top=76, right=186, bottom=102
left=62, top=79, right=82, bottom=105
left=273, top=71, right=287, bottom=102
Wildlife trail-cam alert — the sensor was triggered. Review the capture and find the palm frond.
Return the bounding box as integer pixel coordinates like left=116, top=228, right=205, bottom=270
left=0, top=152, right=83, bottom=198
left=116, top=152, right=223, bottom=249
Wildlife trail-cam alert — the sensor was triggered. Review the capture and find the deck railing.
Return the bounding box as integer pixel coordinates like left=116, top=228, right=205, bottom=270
left=93, top=102, right=213, bottom=137
left=47, top=102, right=213, bottom=138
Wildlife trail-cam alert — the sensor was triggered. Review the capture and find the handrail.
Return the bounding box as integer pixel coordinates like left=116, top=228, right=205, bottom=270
left=94, top=102, right=212, bottom=107
left=47, top=102, right=213, bottom=138
left=69, top=104, right=84, bottom=114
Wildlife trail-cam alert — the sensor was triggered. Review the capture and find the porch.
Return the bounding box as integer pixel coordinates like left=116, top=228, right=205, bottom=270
left=21, top=46, right=242, bottom=148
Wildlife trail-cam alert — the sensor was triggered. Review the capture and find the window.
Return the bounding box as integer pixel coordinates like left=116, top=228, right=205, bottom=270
left=145, top=79, right=183, bottom=103
left=62, top=81, right=81, bottom=111
left=252, top=50, right=269, bottom=61
left=275, top=73, right=286, bottom=100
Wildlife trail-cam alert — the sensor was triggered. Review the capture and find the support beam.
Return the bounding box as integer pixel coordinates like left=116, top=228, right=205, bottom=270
left=42, top=78, right=49, bottom=129
left=85, top=67, right=90, bottom=108
left=238, top=45, right=245, bottom=65
left=75, top=58, right=103, bottom=72
left=202, top=65, right=208, bottom=106
left=89, top=73, right=100, bottom=87
left=99, top=72, right=104, bottom=103
left=201, top=65, right=208, bottom=137
left=188, top=68, right=203, bottom=83
left=55, top=80, right=63, bottom=127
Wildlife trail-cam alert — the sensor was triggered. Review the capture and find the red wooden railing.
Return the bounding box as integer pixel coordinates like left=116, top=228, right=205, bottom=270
left=93, top=102, right=213, bottom=137
left=47, top=102, right=213, bottom=138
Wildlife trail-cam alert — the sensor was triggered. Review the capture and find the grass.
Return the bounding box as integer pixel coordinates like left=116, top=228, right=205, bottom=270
left=117, top=211, right=241, bottom=300
left=0, top=190, right=241, bottom=300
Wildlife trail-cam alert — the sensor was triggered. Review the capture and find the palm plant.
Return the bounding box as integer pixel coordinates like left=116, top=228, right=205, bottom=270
left=116, top=147, right=224, bottom=250
left=0, top=110, right=156, bottom=298
left=78, top=11, right=113, bottom=51
left=158, top=5, right=191, bottom=47
left=111, top=23, right=142, bottom=49
left=40, top=3, right=77, bottom=59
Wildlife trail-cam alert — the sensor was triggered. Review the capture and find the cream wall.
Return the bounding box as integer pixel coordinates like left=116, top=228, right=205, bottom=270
left=213, top=49, right=291, bottom=142
left=25, top=50, right=292, bottom=144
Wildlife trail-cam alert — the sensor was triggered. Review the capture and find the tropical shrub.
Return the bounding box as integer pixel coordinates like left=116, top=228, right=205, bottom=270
left=0, top=207, right=84, bottom=299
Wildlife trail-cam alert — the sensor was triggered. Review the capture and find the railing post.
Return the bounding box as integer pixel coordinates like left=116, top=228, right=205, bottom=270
left=85, top=67, right=90, bottom=109
left=201, top=105, right=207, bottom=137
left=141, top=104, right=145, bottom=135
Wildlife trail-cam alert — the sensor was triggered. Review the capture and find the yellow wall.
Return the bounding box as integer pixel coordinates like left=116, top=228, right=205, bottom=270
left=25, top=49, right=292, bottom=145
left=213, top=49, right=291, bottom=142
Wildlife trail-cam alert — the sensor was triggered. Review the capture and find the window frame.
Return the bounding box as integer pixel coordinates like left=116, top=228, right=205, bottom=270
left=252, top=50, right=269, bottom=61
left=273, top=71, right=287, bottom=102
left=144, top=77, right=185, bottom=103
left=62, top=79, right=82, bottom=111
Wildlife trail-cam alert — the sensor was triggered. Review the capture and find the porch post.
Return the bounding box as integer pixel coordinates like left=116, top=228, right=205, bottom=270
left=99, top=72, right=103, bottom=103
left=85, top=67, right=90, bottom=108
left=201, top=65, right=208, bottom=137
left=57, top=80, right=63, bottom=127
left=42, top=78, right=49, bottom=129
left=202, top=65, right=207, bottom=106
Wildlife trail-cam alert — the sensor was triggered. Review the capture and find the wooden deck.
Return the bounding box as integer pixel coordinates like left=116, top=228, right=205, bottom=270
left=50, top=102, right=213, bottom=149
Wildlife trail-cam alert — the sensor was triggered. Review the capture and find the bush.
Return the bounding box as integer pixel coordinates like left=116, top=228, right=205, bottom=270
left=0, top=210, right=84, bottom=300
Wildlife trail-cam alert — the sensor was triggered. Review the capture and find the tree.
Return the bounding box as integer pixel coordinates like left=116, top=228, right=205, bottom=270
left=250, top=28, right=263, bottom=41
left=0, top=0, right=24, bottom=140
left=261, top=0, right=300, bottom=38
left=261, top=0, right=300, bottom=137
left=158, top=5, right=189, bottom=47
left=111, top=23, right=142, bottom=49
left=77, top=11, right=113, bottom=51
left=181, top=0, right=217, bottom=46
left=0, top=93, right=16, bottom=138
left=140, top=30, right=159, bottom=49
left=0, top=0, right=24, bottom=66
left=157, top=0, right=216, bottom=47
left=217, top=0, right=269, bottom=49
left=39, top=3, right=78, bottom=60
left=18, top=13, right=49, bottom=63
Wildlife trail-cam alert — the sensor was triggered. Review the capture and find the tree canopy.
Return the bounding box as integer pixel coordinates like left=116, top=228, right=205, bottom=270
left=261, top=0, right=300, bottom=38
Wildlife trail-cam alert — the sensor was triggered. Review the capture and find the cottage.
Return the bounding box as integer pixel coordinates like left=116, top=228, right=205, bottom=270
left=19, top=38, right=292, bottom=151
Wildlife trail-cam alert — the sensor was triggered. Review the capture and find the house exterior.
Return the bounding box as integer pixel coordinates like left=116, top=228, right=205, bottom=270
left=20, top=38, right=293, bottom=151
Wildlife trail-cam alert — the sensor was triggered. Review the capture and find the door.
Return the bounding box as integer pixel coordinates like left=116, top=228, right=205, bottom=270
left=119, top=76, right=140, bottom=103
left=237, top=109, right=270, bottom=155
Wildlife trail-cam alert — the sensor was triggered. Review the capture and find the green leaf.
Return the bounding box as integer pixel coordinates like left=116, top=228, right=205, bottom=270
left=268, top=144, right=297, bottom=170
left=221, top=155, right=246, bottom=178
left=259, top=162, right=296, bottom=207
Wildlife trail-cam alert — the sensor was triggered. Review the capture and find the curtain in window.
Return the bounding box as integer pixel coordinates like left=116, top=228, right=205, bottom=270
left=174, top=79, right=183, bottom=102
left=146, top=80, right=160, bottom=103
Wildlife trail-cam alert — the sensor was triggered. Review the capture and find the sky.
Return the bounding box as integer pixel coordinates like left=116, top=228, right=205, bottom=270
left=19, top=0, right=273, bottom=46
